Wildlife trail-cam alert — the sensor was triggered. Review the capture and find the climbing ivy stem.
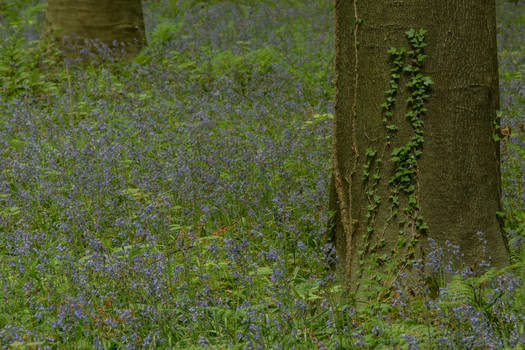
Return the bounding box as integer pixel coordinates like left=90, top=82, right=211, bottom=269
left=359, top=29, right=432, bottom=285
left=343, top=0, right=361, bottom=283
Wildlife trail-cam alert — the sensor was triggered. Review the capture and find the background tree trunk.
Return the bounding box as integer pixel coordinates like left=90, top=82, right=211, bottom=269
left=43, top=0, right=146, bottom=58
left=331, top=0, right=510, bottom=295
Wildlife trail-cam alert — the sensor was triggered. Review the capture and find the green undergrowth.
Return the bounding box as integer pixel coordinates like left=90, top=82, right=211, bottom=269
left=0, top=0, right=523, bottom=349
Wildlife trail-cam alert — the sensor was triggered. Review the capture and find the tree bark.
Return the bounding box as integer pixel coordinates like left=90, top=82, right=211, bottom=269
left=331, top=0, right=509, bottom=296
left=43, top=0, right=146, bottom=58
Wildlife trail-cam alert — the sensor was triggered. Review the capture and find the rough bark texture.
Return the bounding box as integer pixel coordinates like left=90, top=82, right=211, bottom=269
left=43, top=0, right=146, bottom=57
left=331, top=0, right=509, bottom=296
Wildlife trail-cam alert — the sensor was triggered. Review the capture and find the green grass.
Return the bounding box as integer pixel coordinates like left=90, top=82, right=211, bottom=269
left=0, top=0, right=523, bottom=349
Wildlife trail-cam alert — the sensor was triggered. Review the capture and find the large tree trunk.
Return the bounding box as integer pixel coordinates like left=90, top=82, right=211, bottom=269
left=43, top=0, right=146, bottom=58
left=331, top=0, right=509, bottom=296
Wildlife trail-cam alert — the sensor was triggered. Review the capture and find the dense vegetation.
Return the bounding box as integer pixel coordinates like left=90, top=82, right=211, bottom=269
left=0, top=0, right=523, bottom=348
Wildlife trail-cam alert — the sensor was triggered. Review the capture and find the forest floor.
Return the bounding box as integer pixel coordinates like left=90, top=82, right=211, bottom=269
left=0, top=0, right=523, bottom=348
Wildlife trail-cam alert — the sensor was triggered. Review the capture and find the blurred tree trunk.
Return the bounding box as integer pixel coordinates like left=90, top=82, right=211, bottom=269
left=43, top=0, right=146, bottom=58
left=331, top=0, right=509, bottom=297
